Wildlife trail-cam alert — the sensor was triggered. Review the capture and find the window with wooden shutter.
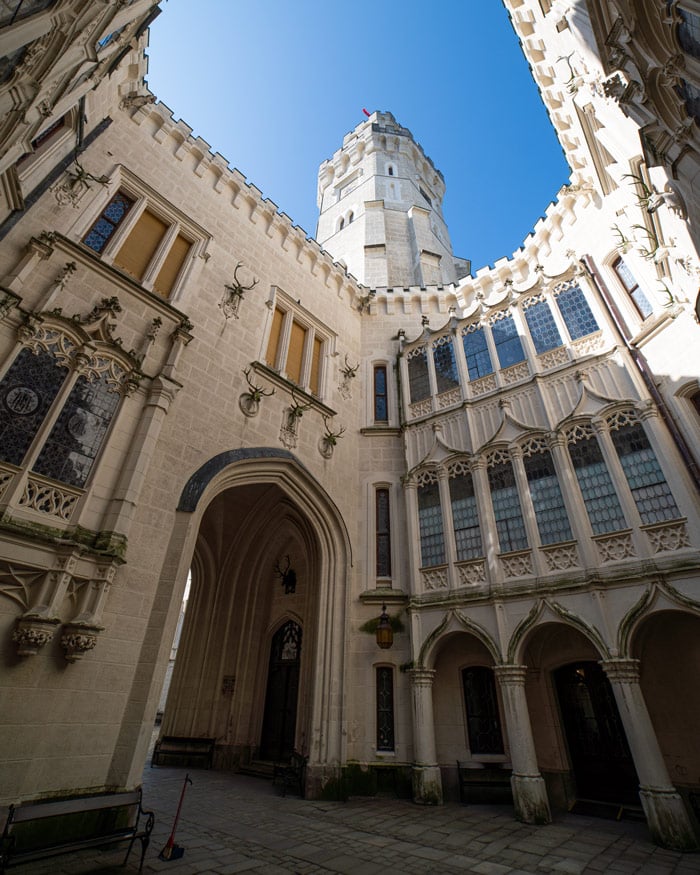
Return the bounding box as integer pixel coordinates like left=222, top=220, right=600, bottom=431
left=286, top=321, right=307, bottom=385
left=113, top=209, right=168, bottom=280
left=265, top=307, right=285, bottom=368
left=309, top=336, right=323, bottom=396
left=153, top=233, right=191, bottom=298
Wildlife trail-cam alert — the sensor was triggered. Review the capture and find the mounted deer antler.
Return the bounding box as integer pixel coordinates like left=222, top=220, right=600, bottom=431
left=322, top=415, right=346, bottom=446
left=220, top=262, right=259, bottom=320
left=340, top=354, right=359, bottom=380
left=242, top=366, right=275, bottom=401
left=289, top=388, right=313, bottom=419
left=273, top=555, right=297, bottom=594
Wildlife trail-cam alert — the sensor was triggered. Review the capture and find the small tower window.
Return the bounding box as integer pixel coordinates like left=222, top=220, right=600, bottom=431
left=338, top=218, right=345, bottom=231
left=347, top=211, right=354, bottom=224
left=387, top=165, right=394, bottom=176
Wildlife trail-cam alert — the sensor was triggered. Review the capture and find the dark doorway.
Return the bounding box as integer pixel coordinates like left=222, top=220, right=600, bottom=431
left=259, top=620, right=302, bottom=762
left=554, top=661, right=638, bottom=804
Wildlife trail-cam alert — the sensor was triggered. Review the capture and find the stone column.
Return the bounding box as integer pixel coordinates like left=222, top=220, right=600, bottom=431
left=494, top=665, right=551, bottom=824
left=437, top=468, right=458, bottom=587
left=601, top=659, right=697, bottom=850
left=409, top=668, right=443, bottom=805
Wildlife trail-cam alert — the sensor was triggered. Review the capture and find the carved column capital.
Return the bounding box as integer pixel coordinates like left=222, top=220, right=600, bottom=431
left=494, top=664, right=528, bottom=686
left=409, top=667, right=436, bottom=687
left=601, top=658, right=641, bottom=684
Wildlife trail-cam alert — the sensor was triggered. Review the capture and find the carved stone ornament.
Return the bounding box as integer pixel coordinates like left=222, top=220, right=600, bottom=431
left=60, top=622, right=103, bottom=662
left=12, top=614, right=60, bottom=656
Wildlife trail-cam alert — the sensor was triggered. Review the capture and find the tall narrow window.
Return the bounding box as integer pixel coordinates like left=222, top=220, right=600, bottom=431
left=376, top=667, right=395, bottom=752
left=449, top=471, right=483, bottom=560
left=554, top=284, right=599, bottom=339
left=609, top=421, right=680, bottom=523
left=491, top=313, right=526, bottom=369
left=568, top=432, right=626, bottom=533
left=462, top=667, right=504, bottom=755
left=488, top=460, right=528, bottom=552
left=417, top=481, right=445, bottom=567
left=286, top=320, right=307, bottom=385
left=32, top=371, right=121, bottom=487
left=462, top=325, right=493, bottom=381
left=407, top=347, right=430, bottom=403
left=432, top=337, right=459, bottom=393
left=523, top=450, right=572, bottom=544
left=376, top=488, right=392, bottom=578
left=112, top=209, right=168, bottom=281
left=374, top=365, right=388, bottom=422
left=265, top=306, right=285, bottom=368
left=309, top=336, right=323, bottom=396
left=612, top=258, right=653, bottom=319
left=0, top=347, right=69, bottom=467
left=153, top=233, right=191, bottom=298
left=83, top=191, right=135, bottom=254
left=523, top=299, right=563, bottom=353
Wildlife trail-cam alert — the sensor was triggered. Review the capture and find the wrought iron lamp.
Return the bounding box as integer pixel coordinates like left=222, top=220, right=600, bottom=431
left=376, top=604, right=393, bottom=649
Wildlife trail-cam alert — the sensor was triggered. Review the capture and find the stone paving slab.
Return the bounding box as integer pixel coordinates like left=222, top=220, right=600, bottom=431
left=5, top=764, right=700, bottom=874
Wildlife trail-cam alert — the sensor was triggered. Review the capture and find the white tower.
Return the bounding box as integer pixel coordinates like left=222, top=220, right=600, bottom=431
left=316, top=111, right=470, bottom=288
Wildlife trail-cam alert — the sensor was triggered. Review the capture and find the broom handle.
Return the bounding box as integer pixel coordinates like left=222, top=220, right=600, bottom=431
left=169, top=773, right=192, bottom=840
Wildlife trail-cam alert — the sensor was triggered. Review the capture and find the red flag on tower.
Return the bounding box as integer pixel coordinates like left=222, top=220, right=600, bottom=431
left=362, top=108, right=370, bottom=117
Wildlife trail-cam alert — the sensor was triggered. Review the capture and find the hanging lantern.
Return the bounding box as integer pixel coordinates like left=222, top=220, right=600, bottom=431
left=376, top=604, right=393, bottom=650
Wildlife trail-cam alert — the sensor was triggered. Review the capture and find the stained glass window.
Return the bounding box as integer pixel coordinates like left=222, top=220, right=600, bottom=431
left=407, top=348, right=431, bottom=403
left=524, top=300, right=563, bottom=354
left=449, top=472, right=483, bottom=560
left=523, top=450, right=573, bottom=544
left=433, top=338, right=459, bottom=393
left=677, top=7, right=700, bottom=58
left=488, top=460, right=528, bottom=552
left=612, top=258, right=653, bottom=319
left=462, top=325, right=493, bottom=380
left=376, top=488, right=392, bottom=577
left=374, top=365, right=388, bottom=422
left=462, top=667, right=504, bottom=755
left=568, top=435, right=627, bottom=533
left=554, top=285, right=599, bottom=340
left=417, top=481, right=445, bottom=567
left=491, top=313, right=526, bottom=369
left=32, top=371, right=121, bottom=487
left=376, top=667, right=395, bottom=751
left=0, top=347, right=69, bottom=467
left=83, top=191, right=135, bottom=254
left=610, top=423, right=680, bottom=524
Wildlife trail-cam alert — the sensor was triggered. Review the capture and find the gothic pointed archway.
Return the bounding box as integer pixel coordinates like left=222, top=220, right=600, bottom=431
left=113, top=449, right=350, bottom=797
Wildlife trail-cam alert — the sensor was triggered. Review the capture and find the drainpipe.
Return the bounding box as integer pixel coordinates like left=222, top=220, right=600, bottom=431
left=580, top=254, right=700, bottom=495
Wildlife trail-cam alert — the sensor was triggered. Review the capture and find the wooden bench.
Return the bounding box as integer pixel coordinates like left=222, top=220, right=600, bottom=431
left=457, top=761, right=513, bottom=804
left=273, top=751, right=308, bottom=797
left=151, top=735, right=215, bottom=769
left=0, top=788, right=154, bottom=872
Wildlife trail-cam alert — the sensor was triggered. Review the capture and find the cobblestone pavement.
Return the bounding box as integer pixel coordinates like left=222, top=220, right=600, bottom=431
left=13, top=765, right=700, bottom=875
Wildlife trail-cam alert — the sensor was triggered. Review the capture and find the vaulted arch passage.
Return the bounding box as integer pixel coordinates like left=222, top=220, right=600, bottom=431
left=159, top=457, right=349, bottom=789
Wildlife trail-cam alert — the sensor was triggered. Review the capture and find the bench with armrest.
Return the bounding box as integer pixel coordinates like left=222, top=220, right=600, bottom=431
left=0, top=788, right=154, bottom=872
left=273, top=751, right=308, bottom=797
left=456, top=761, right=513, bottom=804
left=151, top=735, right=215, bottom=769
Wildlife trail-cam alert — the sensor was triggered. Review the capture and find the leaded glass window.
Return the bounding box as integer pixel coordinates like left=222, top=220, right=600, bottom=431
left=83, top=191, right=135, bottom=254
left=32, top=371, right=121, bottom=487
left=376, top=488, right=392, bottom=577
left=568, top=435, right=627, bottom=533
left=407, top=348, right=430, bottom=403
left=462, top=325, right=493, bottom=380
left=677, top=7, right=700, bottom=59
left=524, top=300, right=563, bottom=354
left=612, top=258, right=653, bottom=319
left=610, top=423, right=680, bottom=524
left=433, top=337, right=459, bottom=393
left=376, top=667, right=395, bottom=752
left=417, top=481, right=445, bottom=566
left=462, top=667, right=504, bottom=755
left=374, top=365, right=388, bottom=422
left=449, top=472, right=483, bottom=560
left=491, top=313, right=525, bottom=369
left=0, top=347, right=69, bottom=467
left=554, top=285, right=599, bottom=339
left=677, top=78, right=700, bottom=124
left=488, top=460, right=528, bottom=552
left=523, top=450, right=572, bottom=544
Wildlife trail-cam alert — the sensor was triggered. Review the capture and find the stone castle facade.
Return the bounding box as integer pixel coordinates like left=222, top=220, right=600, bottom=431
left=0, top=0, right=699, bottom=852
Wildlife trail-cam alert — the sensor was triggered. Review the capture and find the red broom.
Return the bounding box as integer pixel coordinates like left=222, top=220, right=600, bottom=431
left=159, top=773, right=192, bottom=861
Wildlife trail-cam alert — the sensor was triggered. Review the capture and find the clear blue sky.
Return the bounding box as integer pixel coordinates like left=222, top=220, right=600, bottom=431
left=145, top=1, right=570, bottom=274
